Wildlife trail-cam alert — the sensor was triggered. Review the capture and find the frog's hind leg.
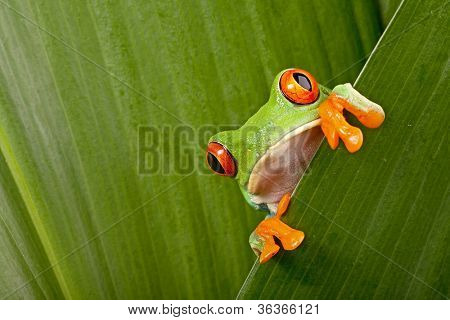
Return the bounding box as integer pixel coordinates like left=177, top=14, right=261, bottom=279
left=253, top=194, right=305, bottom=263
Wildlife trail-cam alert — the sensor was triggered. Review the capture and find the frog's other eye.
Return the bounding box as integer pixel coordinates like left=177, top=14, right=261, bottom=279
left=280, top=69, right=319, bottom=105
left=206, top=142, right=237, bottom=177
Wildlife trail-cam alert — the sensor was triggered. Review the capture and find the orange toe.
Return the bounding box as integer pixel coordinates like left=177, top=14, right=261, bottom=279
left=338, top=125, right=363, bottom=153
left=259, top=237, right=280, bottom=264
left=319, top=95, right=364, bottom=153
left=321, top=121, right=339, bottom=150
left=279, top=230, right=305, bottom=251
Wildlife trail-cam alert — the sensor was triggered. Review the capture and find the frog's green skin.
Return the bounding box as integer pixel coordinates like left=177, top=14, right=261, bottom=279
left=209, top=70, right=331, bottom=212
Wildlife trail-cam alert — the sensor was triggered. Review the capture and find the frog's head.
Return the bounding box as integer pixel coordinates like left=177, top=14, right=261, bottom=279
left=206, top=68, right=329, bottom=212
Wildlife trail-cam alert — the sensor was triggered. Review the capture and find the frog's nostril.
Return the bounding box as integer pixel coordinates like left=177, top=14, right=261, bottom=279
left=206, top=142, right=237, bottom=177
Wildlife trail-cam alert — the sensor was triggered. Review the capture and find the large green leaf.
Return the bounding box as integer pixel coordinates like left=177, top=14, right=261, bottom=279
left=238, top=0, right=449, bottom=299
left=377, top=0, right=403, bottom=27
left=0, top=0, right=382, bottom=298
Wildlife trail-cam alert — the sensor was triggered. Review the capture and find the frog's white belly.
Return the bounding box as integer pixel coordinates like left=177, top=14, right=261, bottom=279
left=248, top=119, right=323, bottom=208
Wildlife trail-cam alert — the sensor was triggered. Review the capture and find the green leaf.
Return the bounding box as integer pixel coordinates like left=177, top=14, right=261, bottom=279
left=238, top=0, right=449, bottom=299
left=377, top=0, right=403, bottom=27
left=0, top=1, right=382, bottom=298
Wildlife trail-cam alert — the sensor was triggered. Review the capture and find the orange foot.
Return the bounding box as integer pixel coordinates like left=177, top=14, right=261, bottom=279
left=252, top=194, right=305, bottom=264
left=319, top=84, right=385, bottom=153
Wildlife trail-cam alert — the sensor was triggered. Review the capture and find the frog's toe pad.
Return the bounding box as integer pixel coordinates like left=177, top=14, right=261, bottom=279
left=279, top=230, right=305, bottom=251
left=341, top=126, right=363, bottom=153
left=260, top=243, right=280, bottom=264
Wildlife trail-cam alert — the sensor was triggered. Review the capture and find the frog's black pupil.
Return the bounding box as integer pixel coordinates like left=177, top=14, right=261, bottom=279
left=208, top=153, right=225, bottom=174
left=293, top=73, right=312, bottom=91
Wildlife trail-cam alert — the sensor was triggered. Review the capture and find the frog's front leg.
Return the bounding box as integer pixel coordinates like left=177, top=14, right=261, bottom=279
left=319, top=83, right=385, bottom=153
left=249, top=194, right=305, bottom=263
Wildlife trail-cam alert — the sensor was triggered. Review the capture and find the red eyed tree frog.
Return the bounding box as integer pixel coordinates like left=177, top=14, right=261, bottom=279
left=206, top=68, right=385, bottom=263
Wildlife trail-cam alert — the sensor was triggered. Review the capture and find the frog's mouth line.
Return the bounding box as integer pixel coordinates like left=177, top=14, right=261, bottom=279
left=247, top=119, right=323, bottom=212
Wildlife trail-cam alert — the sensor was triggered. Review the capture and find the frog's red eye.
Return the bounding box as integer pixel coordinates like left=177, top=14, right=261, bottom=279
left=279, top=69, right=319, bottom=105
left=206, top=142, right=237, bottom=177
